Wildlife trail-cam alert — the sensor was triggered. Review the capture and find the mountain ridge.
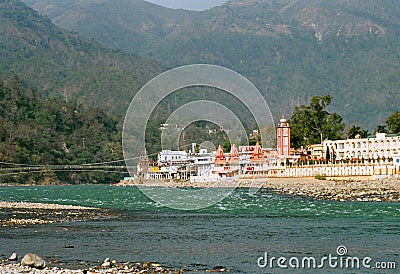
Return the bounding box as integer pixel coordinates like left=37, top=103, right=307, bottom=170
left=0, top=0, right=165, bottom=116
left=18, top=0, right=400, bottom=129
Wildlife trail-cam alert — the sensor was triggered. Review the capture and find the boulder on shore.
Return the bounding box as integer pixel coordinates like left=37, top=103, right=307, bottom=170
left=8, top=252, right=18, bottom=261
left=101, top=257, right=111, bottom=268
left=21, top=253, right=46, bottom=269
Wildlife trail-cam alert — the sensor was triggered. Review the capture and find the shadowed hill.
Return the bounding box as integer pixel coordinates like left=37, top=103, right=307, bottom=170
left=0, top=0, right=165, bottom=116
left=24, top=0, right=400, bottom=129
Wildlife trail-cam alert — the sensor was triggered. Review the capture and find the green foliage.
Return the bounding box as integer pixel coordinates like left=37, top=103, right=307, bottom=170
left=289, top=95, right=345, bottom=148
left=0, top=0, right=164, bottom=117
left=23, top=0, right=400, bottom=130
left=142, top=85, right=258, bottom=157
left=347, top=125, right=369, bottom=139
left=222, top=139, right=231, bottom=152
left=386, top=111, right=400, bottom=134
left=0, top=78, right=124, bottom=184
left=375, top=125, right=388, bottom=134
left=315, top=174, right=327, bottom=180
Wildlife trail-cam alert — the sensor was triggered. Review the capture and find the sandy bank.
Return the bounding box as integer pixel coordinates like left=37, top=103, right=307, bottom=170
left=0, top=202, right=112, bottom=227
left=0, top=202, right=97, bottom=210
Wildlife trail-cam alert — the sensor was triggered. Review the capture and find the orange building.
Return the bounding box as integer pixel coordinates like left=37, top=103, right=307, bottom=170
left=250, top=142, right=265, bottom=163
left=228, top=144, right=240, bottom=165
left=214, top=145, right=226, bottom=166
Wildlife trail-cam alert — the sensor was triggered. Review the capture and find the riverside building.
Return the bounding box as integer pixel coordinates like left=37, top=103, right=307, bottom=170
left=137, top=122, right=400, bottom=182
left=324, top=133, right=400, bottom=162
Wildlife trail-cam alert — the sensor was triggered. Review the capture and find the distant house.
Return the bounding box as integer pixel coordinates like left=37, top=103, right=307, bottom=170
left=308, top=144, right=324, bottom=160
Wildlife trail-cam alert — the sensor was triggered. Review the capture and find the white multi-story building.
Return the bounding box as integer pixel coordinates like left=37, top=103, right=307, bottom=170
left=157, top=150, right=189, bottom=166
left=324, top=133, right=400, bottom=161
left=393, top=153, right=400, bottom=164
left=393, top=151, right=400, bottom=172
left=193, top=149, right=215, bottom=176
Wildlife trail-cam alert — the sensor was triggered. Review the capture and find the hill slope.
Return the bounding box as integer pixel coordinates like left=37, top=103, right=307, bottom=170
left=0, top=0, right=164, bottom=116
left=0, top=77, right=125, bottom=184
left=24, top=0, right=400, bottom=129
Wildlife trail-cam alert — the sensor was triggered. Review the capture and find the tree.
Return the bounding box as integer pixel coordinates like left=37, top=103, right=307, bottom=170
left=347, top=125, right=369, bottom=139
left=222, top=139, right=231, bottom=152
left=360, top=130, right=369, bottom=138
left=375, top=125, right=388, bottom=134
left=325, top=146, right=330, bottom=161
left=0, top=77, right=124, bottom=184
left=289, top=95, right=345, bottom=148
left=348, top=125, right=361, bottom=139
left=386, top=111, right=400, bottom=134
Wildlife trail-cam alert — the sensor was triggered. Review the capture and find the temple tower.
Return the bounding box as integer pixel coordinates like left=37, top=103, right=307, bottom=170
left=250, top=141, right=264, bottom=163
left=228, top=144, right=239, bottom=165
left=277, top=117, right=290, bottom=157
left=214, top=145, right=226, bottom=166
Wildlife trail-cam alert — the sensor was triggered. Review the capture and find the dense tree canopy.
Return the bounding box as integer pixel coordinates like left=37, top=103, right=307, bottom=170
left=1, top=74, right=398, bottom=185
left=0, top=77, right=125, bottom=184
left=289, top=95, right=345, bottom=148
left=386, top=111, right=400, bottom=134
left=23, top=0, right=400, bottom=130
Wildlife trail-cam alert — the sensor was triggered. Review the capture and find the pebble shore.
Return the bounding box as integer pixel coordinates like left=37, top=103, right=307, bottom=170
left=117, top=177, right=400, bottom=202
left=0, top=202, right=97, bottom=210
left=0, top=202, right=113, bottom=227
left=258, top=177, right=400, bottom=202
left=0, top=260, right=230, bottom=273
left=0, top=262, right=189, bottom=274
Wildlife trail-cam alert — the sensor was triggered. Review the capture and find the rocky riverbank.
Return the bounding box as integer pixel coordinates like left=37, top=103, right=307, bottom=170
left=257, top=177, right=400, bottom=202
left=0, top=202, right=96, bottom=210
left=116, top=177, right=400, bottom=202
left=0, top=262, right=187, bottom=274
left=0, top=258, right=228, bottom=273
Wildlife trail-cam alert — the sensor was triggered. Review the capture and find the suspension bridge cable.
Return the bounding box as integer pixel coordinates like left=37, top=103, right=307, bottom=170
left=0, top=152, right=159, bottom=168
left=0, top=169, right=130, bottom=176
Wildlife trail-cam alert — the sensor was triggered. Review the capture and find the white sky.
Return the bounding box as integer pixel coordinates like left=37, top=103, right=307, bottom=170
left=145, top=0, right=228, bottom=11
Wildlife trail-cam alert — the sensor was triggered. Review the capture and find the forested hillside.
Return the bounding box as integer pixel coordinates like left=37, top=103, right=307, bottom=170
left=24, top=0, right=400, bottom=129
left=0, top=0, right=164, bottom=116
left=0, top=77, right=125, bottom=184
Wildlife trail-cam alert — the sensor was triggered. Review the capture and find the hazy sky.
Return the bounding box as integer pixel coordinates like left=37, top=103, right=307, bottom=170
left=145, top=0, right=228, bottom=11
